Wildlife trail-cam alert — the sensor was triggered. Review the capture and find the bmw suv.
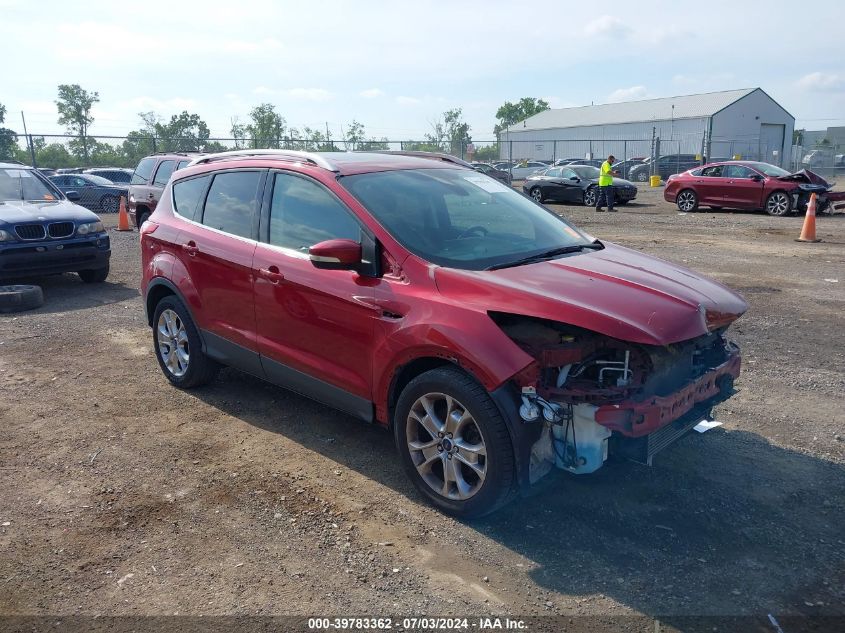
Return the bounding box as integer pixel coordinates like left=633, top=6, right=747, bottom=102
left=141, top=150, right=746, bottom=517
left=0, top=162, right=110, bottom=282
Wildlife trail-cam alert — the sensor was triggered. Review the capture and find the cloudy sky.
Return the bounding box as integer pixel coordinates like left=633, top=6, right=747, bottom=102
left=2, top=0, right=844, bottom=142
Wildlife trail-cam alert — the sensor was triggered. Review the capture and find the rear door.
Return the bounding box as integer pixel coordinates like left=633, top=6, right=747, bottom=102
left=252, top=170, right=377, bottom=419
left=692, top=165, right=730, bottom=205
left=177, top=169, right=265, bottom=374
left=722, top=164, right=765, bottom=208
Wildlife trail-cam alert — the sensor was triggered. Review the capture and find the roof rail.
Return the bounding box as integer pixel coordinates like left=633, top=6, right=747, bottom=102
left=368, top=150, right=474, bottom=169
left=186, top=149, right=338, bottom=171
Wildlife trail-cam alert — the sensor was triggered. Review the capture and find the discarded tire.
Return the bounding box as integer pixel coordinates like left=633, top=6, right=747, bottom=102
left=0, top=285, right=44, bottom=313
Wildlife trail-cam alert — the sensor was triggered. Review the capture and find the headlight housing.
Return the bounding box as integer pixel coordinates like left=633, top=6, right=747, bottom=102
left=77, top=221, right=104, bottom=235
left=0, top=229, right=12, bottom=242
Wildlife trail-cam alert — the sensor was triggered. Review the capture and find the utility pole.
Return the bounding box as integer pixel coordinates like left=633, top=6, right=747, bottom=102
left=326, top=122, right=331, bottom=150
left=21, top=111, right=37, bottom=168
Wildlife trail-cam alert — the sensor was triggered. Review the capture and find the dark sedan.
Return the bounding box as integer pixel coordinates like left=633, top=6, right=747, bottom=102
left=49, top=173, right=128, bottom=213
left=471, top=162, right=510, bottom=184
left=522, top=164, right=638, bottom=206
left=84, top=167, right=133, bottom=185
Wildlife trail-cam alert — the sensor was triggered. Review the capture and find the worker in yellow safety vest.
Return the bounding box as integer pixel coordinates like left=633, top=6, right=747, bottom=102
left=595, top=155, right=619, bottom=212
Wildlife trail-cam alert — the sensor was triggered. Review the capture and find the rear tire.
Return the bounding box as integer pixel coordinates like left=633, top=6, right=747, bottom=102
left=394, top=367, right=516, bottom=518
left=676, top=189, right=699, bottom=212
left=152, top=295, right=219, bottom=389
left=634, top=170, right=649, bottom=182
left=78, top=265, right=109, bottom=283
left=583, top=187, right=597, bottom=207
left=530, top=187, right=543, bottom=203
left=0, top=284, right=44, bottom=313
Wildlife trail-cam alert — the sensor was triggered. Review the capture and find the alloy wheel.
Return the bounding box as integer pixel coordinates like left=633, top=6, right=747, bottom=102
left=157, top=309, right=189, bottom=377
left=677, top=191, right=697, bottom=211
left=767, top=192, right=790, bottom=216
left=405, top=392, right=487, bottom=501
left=531, top=188, right=543, bottom=202
left=101, top=196, right=119, bottom=213
left=583, top=188, right=597, bottom=206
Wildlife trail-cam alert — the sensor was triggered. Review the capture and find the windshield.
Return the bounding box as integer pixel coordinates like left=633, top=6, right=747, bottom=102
left=743, top=162, right=791, bottom=177
left=84, top=174, right=115, bottom=186
left=572, top=166, right=600, bottom=179
left=340, top=168, right=593, bottom=271
left=0, top=168, right=62, bottom=202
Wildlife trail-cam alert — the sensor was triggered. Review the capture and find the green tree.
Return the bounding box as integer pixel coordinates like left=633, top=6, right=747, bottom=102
left=245, top=103, right=286, bottom=148
left=55, top=84, right=100, bottom=162
left=424, top=108, right=471, bottom=156
left=230, top=116, right=248, bottom=149
left=473, top=144, right=499, bottom=162
left=342, top=120, right=366, bottom=151
left=494, top=97, right=550, bottom=135
left=0, top=103, right=19, bottom=161
left=154, top=111, right=211, bottom=151
left=121, top=111, right=160, bottom=165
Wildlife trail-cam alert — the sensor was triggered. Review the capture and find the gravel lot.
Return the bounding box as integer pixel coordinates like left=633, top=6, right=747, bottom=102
left=1, top=186, right=843, bottom=629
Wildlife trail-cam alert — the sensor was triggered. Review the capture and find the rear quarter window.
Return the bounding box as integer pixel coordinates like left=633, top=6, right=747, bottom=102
left=172, top=175, right=211, bottom=220
left=153, top=160, right=177, bottom=187
left=131, top=157, right=156, bottom=185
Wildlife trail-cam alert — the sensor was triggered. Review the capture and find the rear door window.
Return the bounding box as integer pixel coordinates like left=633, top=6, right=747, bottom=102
left=172, top=175, right=211, bottom=220
left=200, top=171, right=261, bottom=239
left=153, top=160, right=177, bottom=187
left=131, top=157, right=156, bottom=185
left=701, top=166, right=723, bottom=177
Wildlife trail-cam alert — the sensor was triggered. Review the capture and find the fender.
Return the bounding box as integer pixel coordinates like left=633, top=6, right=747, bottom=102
left=373, top=316, right=536, bottom=421
left=144, top=276, right=210, bottom=355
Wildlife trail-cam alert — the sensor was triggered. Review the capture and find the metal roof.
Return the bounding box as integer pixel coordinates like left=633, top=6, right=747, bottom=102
left=512, top=88, right=762, bottom=131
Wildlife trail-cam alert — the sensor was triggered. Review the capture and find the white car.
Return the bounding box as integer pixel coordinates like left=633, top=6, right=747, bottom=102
left=506, top=161, right=548, bottom=180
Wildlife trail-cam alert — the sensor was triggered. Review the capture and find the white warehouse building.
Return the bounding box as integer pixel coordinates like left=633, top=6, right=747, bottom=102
left=499, top=88, right=794, bottom=167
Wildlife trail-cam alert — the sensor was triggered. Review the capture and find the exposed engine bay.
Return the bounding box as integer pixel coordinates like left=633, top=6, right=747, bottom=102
left=491, top=312, right=741, bottom=481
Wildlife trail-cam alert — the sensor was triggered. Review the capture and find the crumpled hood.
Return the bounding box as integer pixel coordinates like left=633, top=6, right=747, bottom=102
left=0, top=199, right=100, bottom=224
left=434, top=243, right=748, bottom=346
left=777, top=169, right=831, bottom=188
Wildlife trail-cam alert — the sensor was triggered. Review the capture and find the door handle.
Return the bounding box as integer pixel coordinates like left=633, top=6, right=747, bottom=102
left=147, top=193, right=154, bottom=199
left=182, top=241, right=199, bottom=256
left=258, top=266, right=284, bottom=284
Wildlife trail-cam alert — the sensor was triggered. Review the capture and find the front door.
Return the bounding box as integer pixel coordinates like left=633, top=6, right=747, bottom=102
left=177, top=169, right=264, bottom=373
left=252, top=171, right=378, bottom=420
left=722, top=164, right=765, bottom=208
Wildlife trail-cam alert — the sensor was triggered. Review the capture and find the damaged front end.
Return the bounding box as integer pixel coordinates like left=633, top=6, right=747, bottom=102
left=490, top=313, right=742, bottom=482
left=778, top=169, right=836, bottom=212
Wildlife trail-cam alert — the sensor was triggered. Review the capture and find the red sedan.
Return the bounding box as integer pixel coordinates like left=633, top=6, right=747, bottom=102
left=665, top=161, right=833, bottom=216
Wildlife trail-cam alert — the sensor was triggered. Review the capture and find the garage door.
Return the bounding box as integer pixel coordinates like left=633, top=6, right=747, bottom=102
left=760, top=124, right=785, bottom=166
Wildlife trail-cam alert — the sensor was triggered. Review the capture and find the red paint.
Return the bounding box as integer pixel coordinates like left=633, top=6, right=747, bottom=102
left=142, top=153, right=747, bottom=432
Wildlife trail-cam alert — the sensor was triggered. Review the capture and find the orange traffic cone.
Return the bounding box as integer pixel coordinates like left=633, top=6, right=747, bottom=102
left=116, top=196, right=132, bottom=232
left=796, top=193, right=821, bottom=243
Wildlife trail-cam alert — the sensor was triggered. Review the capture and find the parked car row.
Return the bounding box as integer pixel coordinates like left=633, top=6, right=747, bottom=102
left=49, top=173, right=128, bottom=213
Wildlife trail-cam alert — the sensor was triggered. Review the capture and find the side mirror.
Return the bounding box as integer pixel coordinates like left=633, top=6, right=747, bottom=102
left=569, top=176, right=580, bottom=182
left=749, top=174, right=763, bottom=182
left=308, top=239, right=362, bottom=271
left=65, top=190, right=81, bottom=201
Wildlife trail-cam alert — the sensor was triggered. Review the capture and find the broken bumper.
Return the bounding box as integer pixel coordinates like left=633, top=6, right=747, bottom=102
left=593, top=348, right=741, bottom=438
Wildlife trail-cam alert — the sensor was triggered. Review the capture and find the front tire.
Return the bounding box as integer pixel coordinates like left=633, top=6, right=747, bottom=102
left=152, top=295, right=219, bottom=388
left=78, top=265, right=109, bottom=283
left=765, top=191, right=792, bottom=216
left=530, top=187, right=543, bottom=203
left=394, top=367, right=516, bottom=518
left=676, top=189, right=699, bottom=212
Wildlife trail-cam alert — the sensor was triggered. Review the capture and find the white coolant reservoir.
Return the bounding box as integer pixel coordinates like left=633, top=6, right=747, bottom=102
left=553, top=403, right=612, bottom=474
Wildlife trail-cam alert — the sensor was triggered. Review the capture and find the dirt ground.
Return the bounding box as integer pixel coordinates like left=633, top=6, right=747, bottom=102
left=1, top=186, right=843, bottom=630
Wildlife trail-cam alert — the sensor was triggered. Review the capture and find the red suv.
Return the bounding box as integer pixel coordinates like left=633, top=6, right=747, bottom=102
left=141, top=150, right=747, bottom=517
